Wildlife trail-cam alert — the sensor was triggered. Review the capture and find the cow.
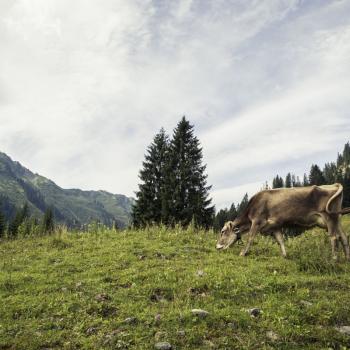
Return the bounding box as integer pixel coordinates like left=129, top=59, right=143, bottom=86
left=216, top=183, right=350, bottom=260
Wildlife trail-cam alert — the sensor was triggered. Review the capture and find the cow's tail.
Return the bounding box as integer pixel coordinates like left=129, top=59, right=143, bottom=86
left=340, top=207, right=350, bottom=215
left=326, top=183, right=343, bottom=214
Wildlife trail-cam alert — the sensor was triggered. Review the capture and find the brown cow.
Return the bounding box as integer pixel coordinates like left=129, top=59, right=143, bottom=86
left=216, top=183, right=350, bottom=260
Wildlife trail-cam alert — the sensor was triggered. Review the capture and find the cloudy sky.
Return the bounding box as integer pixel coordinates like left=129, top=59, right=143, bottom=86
left=1, top=0, right=350, bottom=209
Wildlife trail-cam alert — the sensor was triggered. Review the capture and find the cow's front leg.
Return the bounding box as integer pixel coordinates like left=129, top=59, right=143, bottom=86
left=273, top=230, right=287, bottom=258
left=239, top=222, right=259, bottom=256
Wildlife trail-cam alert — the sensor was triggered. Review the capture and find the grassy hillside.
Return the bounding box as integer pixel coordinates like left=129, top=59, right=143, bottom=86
left=1, top=218, right=350, bottom=349
left=0, top=152, right=133, bottom=227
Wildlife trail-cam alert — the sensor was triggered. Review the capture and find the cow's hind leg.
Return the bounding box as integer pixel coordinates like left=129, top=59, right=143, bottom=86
left=273, top=230, right=287, bottom=258
left=337, top=221, right=350, bottom=261
left=239, top=221, right=260, bottom=257
left=326, top=216, right=340, bottom=260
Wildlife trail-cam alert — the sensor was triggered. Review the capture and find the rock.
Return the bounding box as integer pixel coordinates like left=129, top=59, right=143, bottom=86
left=154, top=342, right=172, bottom=349
left=227, top=322, right=236, bottom=329
left=203, top=339, right=215, bottom=348
left=123, top=317, right=137, bottom=324
left=196, top=270, right=205, bottom=277
left=266, top=330, right=279, bottom=341
left=177, top=330, right=185, bottom=337
left=86, top=327, right=97, bottom=335
left=191, top=309, right=209, bottom=317
left=247, top=308, right=261, bottom=317
left=95, top=293, right=110, bottom=302
left=300, top=300, right=312, bottom=307
left=154, top=342, right=172, bottom=350
left=335, top=326, right=350, bottom=335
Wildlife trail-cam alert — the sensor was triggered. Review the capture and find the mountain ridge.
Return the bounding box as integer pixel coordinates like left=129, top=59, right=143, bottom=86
left=0, top=151, right=134, bottom=228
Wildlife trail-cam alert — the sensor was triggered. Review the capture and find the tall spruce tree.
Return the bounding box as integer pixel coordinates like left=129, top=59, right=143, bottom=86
left=9, top=203, right=29, bottom=237
left=42, top=207, right=54, bottom=234
left=165, top=117, right=214, bottom=228
left=272, top=175, right=284, bottom=188
left=309, top=164, right=325, bottom=185
left=132, top=128, right=169, bottom=227
left=236, top=193, right=249, bottom=217
left=285, top=173, right=292, bottom=188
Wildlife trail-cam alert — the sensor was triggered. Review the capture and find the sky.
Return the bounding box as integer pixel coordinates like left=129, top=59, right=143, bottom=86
left=1, top=0, right=350, bottom=210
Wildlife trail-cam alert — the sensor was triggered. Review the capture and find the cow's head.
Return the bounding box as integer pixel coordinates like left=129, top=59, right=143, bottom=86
left=216, top=220, right=242, bottom=250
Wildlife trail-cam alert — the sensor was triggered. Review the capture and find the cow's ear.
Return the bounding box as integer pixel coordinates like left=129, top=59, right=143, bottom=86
left=229, top=222, right=234, bottom=230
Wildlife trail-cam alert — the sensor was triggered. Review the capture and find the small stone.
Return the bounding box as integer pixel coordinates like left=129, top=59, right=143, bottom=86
left=227, top=322, right=236, bottom=329
left=196, top=270, right=205, bottom=277
left=154, top=314, right=161, bottom=322
left=155, top=342, right=172, bottom=350
left=203, top=339, right=215, bottom=348
left=266, top=330, right=279, bottom=341
left=177, top=330, right=185, bottom=337
left=191, top=309, right=209, bottom=317
left=300, top=300, right=312, bottom=307
left=247, top=308, right=261, bottom=317
left=95, top=293, right=110, bottom=302
left=86, top=327, right=97, bottom=335
left=124, top=317, right=137, bottom=324
left=335, top=326, right=350, bottom=335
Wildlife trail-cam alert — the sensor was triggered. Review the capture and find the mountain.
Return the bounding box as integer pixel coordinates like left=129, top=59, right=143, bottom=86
left=0, top=152, right=134, bottom=228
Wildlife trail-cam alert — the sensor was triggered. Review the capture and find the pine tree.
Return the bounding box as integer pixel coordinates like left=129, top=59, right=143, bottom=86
left=272, top=175, right=284, bottom=188
left=309, top=164, right=325, bottom=185
left=303, top=173, right=309, bottom=186
left=323, top=162, right=337, bottom=184
left=237, top=193, right=249, bottom=217
left=228, top=203, right=237, bottom=220
left=42, top=207, right=54, bottom=234
left=285, top=173, right=292, bottom=188
left=165, top=117, right=214, bottom=228
left=132, top=128, right=169, bottom=227
left=9, top=203, right=29, bottom=237
left=213, top=208, right=228, bottom=231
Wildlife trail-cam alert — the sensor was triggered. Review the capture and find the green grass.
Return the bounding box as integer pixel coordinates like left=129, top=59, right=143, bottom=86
left=1, top=219, right=350, bottom=349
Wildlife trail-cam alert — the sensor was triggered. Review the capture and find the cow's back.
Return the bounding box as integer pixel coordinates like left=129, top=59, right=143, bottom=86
left=247, top=185, right=340, bottom=223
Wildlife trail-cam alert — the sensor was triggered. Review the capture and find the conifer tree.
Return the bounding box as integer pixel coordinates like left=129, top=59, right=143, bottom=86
left=228, top=203, right=237, bottom=220
left=303, top=173, right=309, bottom=186
left=132, top=128, right=169, bottom=227
left=165, top=117, right=214, bottom=228
left=213, top=208, right=228, bottom=231
left=285, top=173, right=292, bottom=188
left=309, top=164, right=325, bottom=185
left=323, top=162, right=337, bottom=184
left=42, top=207, right=54, bottom=234
left=236, top=193, right=249, bottom=217
left=9, top=203, right=29, bottom=237
left=272, top=175, right=284, bottom=188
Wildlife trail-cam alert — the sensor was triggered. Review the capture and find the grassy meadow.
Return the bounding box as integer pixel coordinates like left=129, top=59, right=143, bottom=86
left=1, top=218, right=350, bottom=349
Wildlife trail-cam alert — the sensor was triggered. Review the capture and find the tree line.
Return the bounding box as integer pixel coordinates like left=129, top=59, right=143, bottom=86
left=0, top=203, right=55, bottom=239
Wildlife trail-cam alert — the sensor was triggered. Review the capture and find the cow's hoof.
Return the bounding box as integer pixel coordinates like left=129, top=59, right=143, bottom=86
left=239, top=251, right=246, bottom=257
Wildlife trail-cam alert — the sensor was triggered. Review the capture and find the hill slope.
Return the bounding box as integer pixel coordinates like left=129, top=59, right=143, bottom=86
left=0, top=152, right=133, bottom=227
left=1, top=220, right=350, bottom=349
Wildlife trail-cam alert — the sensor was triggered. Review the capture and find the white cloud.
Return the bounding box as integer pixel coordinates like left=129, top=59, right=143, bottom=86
left=0, top=0, right=350, bottom=209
